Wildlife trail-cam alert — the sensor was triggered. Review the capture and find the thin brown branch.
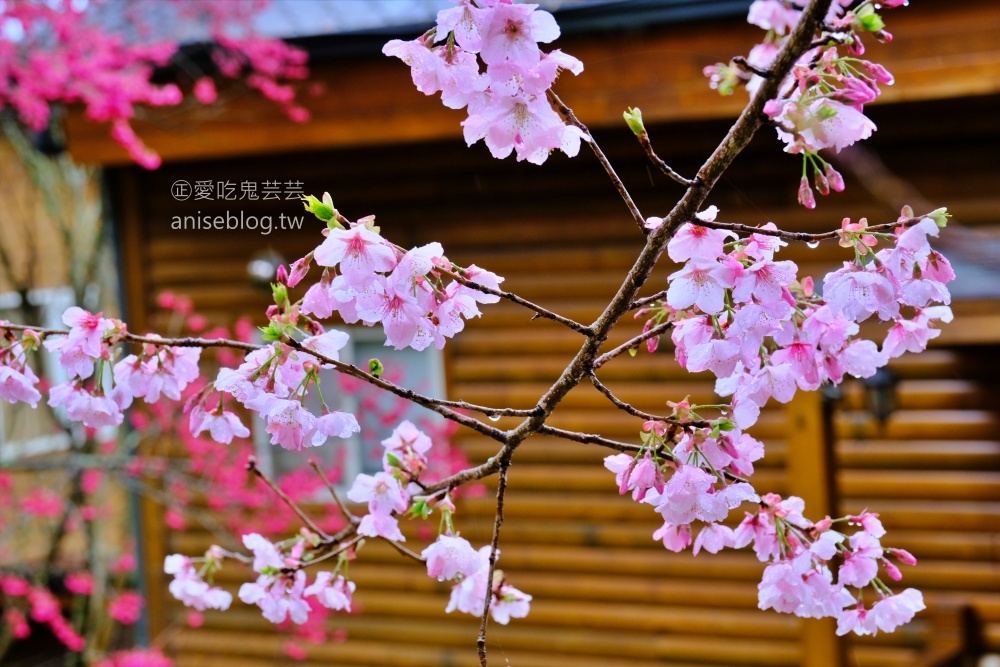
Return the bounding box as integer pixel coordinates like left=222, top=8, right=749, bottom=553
left=0, top=322, right=511, bottom=441
left=693, top=215, right=926, bottom=242
left=247, top=456, right=329, bottom=539
left=630, top=289, right=669, bottom=311
left=636, top=131, right=695, bottom=187
left=309, top=460, right=358, bottom=525
left=384, top=538, right=426, bottom=564
left=588, top=373, right=677, bottom=423
left=548, top=90, right=648, bottom=233
left=592, top=321, right=673, bottom=370
left=439, top=265, right=592, bottom=336
left=732, top=55, right=771, bottom=78
left=282, top=337, right=508, bottom=441
left=537, top=424, right=640, bottom=454
left=477, top=452, right=512, bottom=667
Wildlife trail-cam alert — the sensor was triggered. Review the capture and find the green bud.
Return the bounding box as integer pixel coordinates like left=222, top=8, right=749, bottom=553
left=623, top=107, right=645, bottom=136
left=368, top=358, right=384, bottom=378
left=716, top=418, right=734, bottom=432
left=385, top=451, right=401, bottom=469
left=628, top=346, right=638, bottom=357
left=406, top=498, right=433, bottom=520
left=855, top=4, right=885, bottom=32
left=927, top=207, right=950, bottom=228
left=259, top=319, right=291, bottom=343
left=271, top=282, right=288, bottom=307
left=816, top=104, right=838, bottom=120
left=301, top=193, right=335, bottom=222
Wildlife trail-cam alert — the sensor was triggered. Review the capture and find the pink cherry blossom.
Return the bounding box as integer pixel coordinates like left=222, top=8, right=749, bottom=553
left=164, top=555, right=233, bottom=612
left=423, top=535, right=482, bottom=581
left=868, top=589, right=925, bottom=633
left=693, top=524, right=735, bottom=555
left=304, top=572, right=355, bottom=612
left=653, top=522, right=692, bottom=552
left=0, top=362, right=41, bottom=407
left=666, top=260, right=736, bottom=315
left=314, top=225, right=397, bottom=280
left=189, top=406, right=250, bottom=445
left=479, top=3, right=559, bottom=68
left=667, top=223, right=733, bottom=263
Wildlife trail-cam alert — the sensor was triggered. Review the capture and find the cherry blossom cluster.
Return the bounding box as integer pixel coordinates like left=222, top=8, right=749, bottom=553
left=350, top=421, right=531, bottom=623
left=383, top=0, right=586, bottom=164
left=213, top=330, right=360, bottom=452
left=35, top=306, right=208, bottom=429
left=652, top=206, right=953, bottom=431
left=604, top=411, right=763, bottom=554
left=623, top=205, right=951, bottom=633
left=704, top=0, right=907, bottom=207
left=165, top=536, right=355, bottom=628
left=294, top=195, right=504, bottom=352
left=0, top=0, right=308, bottom=168
left=747, top=495, right=924, bottom=635
left=604, top=420, right=924, bottom=636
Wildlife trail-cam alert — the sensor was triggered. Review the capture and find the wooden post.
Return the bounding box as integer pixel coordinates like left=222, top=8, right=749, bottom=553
left=785, top=389, right=846, bottom=667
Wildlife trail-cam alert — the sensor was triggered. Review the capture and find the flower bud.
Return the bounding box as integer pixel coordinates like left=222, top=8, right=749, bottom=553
left=623, top=107, right=645, bottom=136
left=927, top=207, right=950, bottom=228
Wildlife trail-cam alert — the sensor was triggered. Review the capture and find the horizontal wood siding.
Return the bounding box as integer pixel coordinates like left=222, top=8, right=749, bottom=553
left=113, top=93, right=1000, bottom=665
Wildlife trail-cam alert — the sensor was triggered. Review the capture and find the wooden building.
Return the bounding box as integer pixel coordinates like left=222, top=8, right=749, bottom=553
left=67, top=1, right=1000, bottom=665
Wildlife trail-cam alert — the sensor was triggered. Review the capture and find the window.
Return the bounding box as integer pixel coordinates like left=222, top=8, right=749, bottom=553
left=0, top=287, right=77, bottom=462
left=252, top=326, right=447, bottom=485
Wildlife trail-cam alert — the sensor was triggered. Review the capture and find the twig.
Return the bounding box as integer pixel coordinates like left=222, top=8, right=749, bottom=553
left=477, top=452, right=512, bottom=667
left=630, top=290, right=668, bottom=311
left=537, top=424, right=640, bottom=454
left=591, top=321, right=673, bottom=370
left=0, top=322, right=512, bottom=442
left=283, top=336, right=509, bottom=442
left=732, top=55, right=771, bottom=79
left=692, top=215, right=926, bottom=242
left=636, top=131, right=695, bottom=187
left=247, top=456, right=329, bottom=539
left=548, top=91, right=648, bottom=234
left=384, top=538, right=426, bottom=564
left=439, top=265, right=592, bottom=337
left=588, top=373, right=675, bottom=423
left=309, top=460, right=358, bottom=525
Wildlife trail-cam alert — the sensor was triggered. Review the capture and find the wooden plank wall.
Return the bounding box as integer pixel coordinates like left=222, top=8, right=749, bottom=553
left=111, top=93, right=1000, bottom=666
